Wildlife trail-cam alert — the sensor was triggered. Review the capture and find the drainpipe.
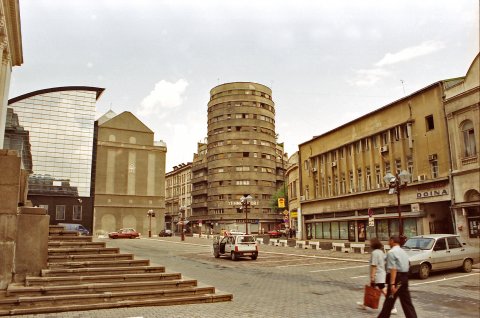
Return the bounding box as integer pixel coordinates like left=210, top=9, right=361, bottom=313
left=441, top=82, right=457, bottom=234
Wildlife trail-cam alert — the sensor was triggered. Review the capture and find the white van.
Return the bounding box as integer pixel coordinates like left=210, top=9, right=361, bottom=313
left=58, top=223, right=90, bottom=236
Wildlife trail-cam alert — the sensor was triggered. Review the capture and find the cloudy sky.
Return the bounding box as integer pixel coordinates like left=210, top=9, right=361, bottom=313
left=9, top=0, right=479, bottom=171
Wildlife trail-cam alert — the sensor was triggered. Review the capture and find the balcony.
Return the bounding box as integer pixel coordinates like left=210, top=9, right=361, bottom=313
left=192, top=188, right=207, bottom=196
left=461, top=155, right=477, bottom=166
left=192, top=175, right=208, bottom=183
left=191, top=202, right=208, bottom=209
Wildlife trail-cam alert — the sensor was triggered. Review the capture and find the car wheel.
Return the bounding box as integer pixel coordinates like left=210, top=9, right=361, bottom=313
left=418, top=263, right=430, bottom=279
left=231, top=252, right=238, bottom=261
left=462, top=259, right=473, bottom=273
left=251, top=253, right=258, bottom=260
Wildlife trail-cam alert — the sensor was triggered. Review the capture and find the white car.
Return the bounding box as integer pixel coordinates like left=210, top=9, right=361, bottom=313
left=213, top=234, right=258, bottom=261
left=403, top=234, right=479, bottom=279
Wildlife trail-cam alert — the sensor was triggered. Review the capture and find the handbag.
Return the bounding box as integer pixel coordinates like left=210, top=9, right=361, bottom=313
left=363, top=284, right=382, bottom=309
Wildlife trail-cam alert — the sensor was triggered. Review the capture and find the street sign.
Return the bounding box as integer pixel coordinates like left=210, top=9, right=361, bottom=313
left=278, top=198, right=285, bottom=208
left=368, top=217, right=375, bottom=227
left=283, top=210, right=289, bottom=215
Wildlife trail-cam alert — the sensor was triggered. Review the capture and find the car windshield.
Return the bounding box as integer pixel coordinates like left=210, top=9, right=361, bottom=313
left=237, top=236, right=255, bottom=243
left=403, top=238, right=434, bottom=250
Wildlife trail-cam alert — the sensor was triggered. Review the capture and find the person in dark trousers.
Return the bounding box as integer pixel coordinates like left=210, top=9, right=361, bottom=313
left=378, top=235, right=417, bottom=318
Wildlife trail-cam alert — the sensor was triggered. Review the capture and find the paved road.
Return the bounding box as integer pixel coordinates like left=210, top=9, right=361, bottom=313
left=17, top=236, right=480, bottom=318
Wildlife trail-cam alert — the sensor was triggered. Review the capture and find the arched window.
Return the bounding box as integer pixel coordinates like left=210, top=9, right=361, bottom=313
left=461, top=120, right=476, bottom=157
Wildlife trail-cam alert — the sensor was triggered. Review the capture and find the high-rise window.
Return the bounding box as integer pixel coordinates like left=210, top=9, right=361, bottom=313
left=430, top=160, right=439, bottom=178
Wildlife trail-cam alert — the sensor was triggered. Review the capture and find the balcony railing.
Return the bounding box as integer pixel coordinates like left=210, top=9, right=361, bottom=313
left=461, top=155, right=478, bottom=166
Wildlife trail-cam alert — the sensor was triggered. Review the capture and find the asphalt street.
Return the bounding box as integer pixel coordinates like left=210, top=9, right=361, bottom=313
left=15, top=236, right=480, bottom=318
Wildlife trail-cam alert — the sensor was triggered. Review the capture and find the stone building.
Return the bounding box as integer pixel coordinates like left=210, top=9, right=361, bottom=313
left=165, top=162, right=192, bottom=233
left=285, top=151, right=300, bottom=234
left=93, top=111, right=166, bottom=236
left=298, top=81, right=454, bottom=243
left=444, top=54, right=480, bottom=246
left=190, top=82, right=285, bottom=234
left=8, top=86, right=104, bottom=233
left=0, top=0, right=22, bottom=149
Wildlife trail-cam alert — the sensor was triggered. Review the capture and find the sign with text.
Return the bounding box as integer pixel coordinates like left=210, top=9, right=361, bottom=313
left=278, top=198, right=285, bottom=208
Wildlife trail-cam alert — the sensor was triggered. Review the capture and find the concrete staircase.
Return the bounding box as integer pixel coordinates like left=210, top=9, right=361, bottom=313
left=0, top=226, right=232, bottom=316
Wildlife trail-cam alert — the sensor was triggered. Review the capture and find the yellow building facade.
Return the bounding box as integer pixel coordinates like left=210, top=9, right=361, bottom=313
left=165, top=162, right=192, bottom=233
left=444, top=54, right=480, bottom=247
left=299, top=82, right=454, bottom=243
left=93, top=111, right=166, bottom=236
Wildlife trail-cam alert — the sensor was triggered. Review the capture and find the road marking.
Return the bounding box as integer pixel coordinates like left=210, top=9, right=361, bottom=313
left=263, top=251, right=368, bottom=263
left=350, top=275, right=368, bottom=279
left=310, top=264, right=369, bottom=273
left=411, top=273, right=479, bottom=286
left=276, top=261, right=344, bottom=268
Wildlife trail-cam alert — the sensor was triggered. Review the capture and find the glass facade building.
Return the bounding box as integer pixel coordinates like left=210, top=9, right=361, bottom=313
left=8, top=87, right=104, bottom=197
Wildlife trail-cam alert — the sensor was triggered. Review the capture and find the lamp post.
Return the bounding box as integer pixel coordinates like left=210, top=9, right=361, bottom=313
left=147, top=209, right=155, bottom=238
left=383, top=170, right=411, bottom=245
left=179, top=206, right=186, bottom=241
left=240, top=194, right=253, bottom=234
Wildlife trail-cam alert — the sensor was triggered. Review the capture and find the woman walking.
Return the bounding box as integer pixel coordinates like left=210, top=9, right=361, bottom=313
left=357, top=237, right=397, bottom=315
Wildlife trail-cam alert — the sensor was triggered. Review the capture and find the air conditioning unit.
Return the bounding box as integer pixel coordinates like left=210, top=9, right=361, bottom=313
left=417, top=174, right=427, bottom=181
left=428, top=154, right=438, bottom=161
left=380, top=145, right=389, bottom=153
left=312, top=168, right=317, bottom=172
left=331, top=161, right=337, bottom=167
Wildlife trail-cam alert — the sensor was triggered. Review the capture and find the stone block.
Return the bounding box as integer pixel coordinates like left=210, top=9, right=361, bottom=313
left=0, top=214, right=17, bottom=241
left=0, top=242, right=15, bottom=289
left=14, top=213, right=50, bottom=283
left=0, top=151, right=21, bottom=186
left=0, top=184, right=20, bottom=214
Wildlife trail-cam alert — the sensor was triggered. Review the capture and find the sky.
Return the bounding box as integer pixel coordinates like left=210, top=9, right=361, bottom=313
left=9, top=0, right=479, bottom=171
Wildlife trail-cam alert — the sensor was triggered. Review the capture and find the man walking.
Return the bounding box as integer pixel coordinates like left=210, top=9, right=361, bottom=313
left=378, top=235, right=417, bottom=318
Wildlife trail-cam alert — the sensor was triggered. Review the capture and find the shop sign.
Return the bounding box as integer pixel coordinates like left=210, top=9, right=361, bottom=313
left=368, top=217, right=375, bottom=227
left=227, top=200, right=259, bottom=206
left=416, top=188, right=449, bottom=198
left=291, top=212, right=298, bottom=218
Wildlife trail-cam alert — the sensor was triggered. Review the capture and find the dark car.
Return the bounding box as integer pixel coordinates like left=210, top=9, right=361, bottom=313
left=108, top=228, right=140, bottom=239
left=159, top=229, right=173, bottom=237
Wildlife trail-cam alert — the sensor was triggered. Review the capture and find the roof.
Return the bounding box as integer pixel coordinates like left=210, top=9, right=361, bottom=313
left=8, top=86, right=105, bottom=105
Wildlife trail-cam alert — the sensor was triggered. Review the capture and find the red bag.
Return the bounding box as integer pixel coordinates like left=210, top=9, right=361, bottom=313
left=363, top=284, right=382, bottom=309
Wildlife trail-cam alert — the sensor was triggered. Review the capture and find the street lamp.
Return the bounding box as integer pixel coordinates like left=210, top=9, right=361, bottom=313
left=240, top=194, right=253, bottom=234
left=384, top=170, right=411, bottom=245
left=147, top=209, right=155, bottom=238
left=179, top=206, right=186, bottom=241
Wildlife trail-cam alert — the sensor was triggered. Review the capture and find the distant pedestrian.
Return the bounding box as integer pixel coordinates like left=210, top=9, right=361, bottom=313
left=377, top=235, right=417, bottom=318
left=357, top=237, right=397, bottom=314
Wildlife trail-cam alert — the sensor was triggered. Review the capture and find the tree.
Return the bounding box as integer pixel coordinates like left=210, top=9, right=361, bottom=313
left=270, top=187, right=288, bottom=212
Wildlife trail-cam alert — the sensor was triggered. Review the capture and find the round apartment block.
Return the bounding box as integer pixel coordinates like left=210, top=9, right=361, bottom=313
left=207, top=82, right=277, bottom=218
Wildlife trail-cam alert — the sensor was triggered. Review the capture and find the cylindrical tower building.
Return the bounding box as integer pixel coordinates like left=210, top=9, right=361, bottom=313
left=205, top=82, right=282, bottom=233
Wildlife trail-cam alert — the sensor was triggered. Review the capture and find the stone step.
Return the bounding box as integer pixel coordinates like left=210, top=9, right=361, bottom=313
left=48, top=235, right=92, bottom=242
left=48, top=259, right=150, bottom=269
left=0, top=286, right=216, bottom=310
left=48, top=247, right=120, bottom=256
left=5, top=279, right=198, bottom=297
left=48, top=253, right=134, bottom=263
left=26, top=272, right=182, bottom=286
left=48, top=241, right=106, bottom=249
left=41, top=265, right=166, bottom=277
left=0, top=292, right=233, bottom=316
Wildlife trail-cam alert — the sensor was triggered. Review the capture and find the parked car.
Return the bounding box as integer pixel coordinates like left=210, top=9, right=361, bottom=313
left=403, top=234, right=479, bottom=279
left=213, top=234, right=258, bottom=260
left=267, top=230, right=282, bottom=238
left=58, top=223, right=90, bottom=236
left=159, top=229, right=173, bottom=237
left=108, top=228, right=140, bottom=239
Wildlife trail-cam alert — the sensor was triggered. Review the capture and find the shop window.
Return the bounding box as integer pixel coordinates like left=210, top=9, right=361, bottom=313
left=331, top=222, right=340, bottom=239
left=403, top=218, right=418, bottom=239
left=322, top=222, right=331, bottom=239
left=376, top=219, right=389, bottom=241
left=315, top=223, right=323, bottom=239
left=339, top=221, right=348, bottom=240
